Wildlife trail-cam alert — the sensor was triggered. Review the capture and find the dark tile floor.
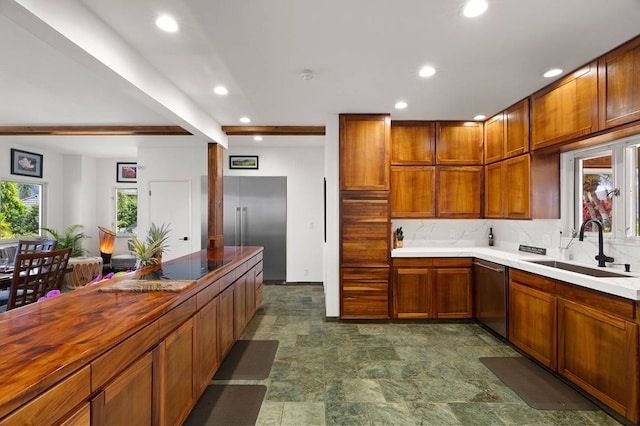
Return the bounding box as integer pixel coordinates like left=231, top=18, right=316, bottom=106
left=222, top=284, right=620, bottom=426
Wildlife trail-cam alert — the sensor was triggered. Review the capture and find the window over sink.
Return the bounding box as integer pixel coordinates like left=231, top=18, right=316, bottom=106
left=563, top=135, right=640, bottom=239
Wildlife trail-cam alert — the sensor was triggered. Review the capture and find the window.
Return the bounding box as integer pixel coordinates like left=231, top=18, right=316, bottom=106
left=564, top=135, right=640, bottom=240
left=0, top=180, right=43, bottom=239
left=115, top=188, right=137, bottom=235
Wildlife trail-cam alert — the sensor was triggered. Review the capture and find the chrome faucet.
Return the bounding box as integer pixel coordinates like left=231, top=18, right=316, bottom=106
left=578, top=219, right=614, bottom=267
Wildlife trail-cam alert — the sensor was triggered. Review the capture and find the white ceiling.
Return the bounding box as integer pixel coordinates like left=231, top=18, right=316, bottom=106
left=1, top=0, right=640, bottom=157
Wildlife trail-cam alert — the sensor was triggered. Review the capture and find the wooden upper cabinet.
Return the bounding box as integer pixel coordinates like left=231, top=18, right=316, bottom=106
left=485, top=100, right=529, bottom=164
left=599, top=36, right=640, bottom=129
left=436, top=122, right=483, bottom=165
left=504, top=154, right=531, bottom=219
left=484, top=113, right=504, bottom=164
left=484, top=162, right=503, bottom=218
left=436, top=166, right=483, bottom=218
left=391, top=121, right=435, bottom=165
left=504, top=99, right=530, bottom=158
left=531, top=62, right=598, bottom=150
left=391, top=165, right=435, bottom=218
left=340, top=114, right=391, bottom=190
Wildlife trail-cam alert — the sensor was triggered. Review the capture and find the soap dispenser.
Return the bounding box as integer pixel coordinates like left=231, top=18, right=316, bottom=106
left=488, top=227, right=494, bottom=247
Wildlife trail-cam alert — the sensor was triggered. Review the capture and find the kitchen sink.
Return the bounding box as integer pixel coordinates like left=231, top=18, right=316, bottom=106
left=528, top=260, right=630, bottom=278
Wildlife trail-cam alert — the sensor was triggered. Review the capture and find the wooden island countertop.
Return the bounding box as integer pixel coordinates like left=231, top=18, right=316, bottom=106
left=0, top=246, right=263, bottom=422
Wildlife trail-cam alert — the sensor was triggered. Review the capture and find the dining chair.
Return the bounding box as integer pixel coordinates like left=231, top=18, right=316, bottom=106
left=6, top=247, right=72, bottom=311
left=13, top=239, right=57, bottom=263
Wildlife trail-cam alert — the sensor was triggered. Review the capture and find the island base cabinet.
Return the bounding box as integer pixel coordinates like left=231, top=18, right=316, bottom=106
left=91, top=352, right=153, bottom=426
left=558, top=299, right=639, bottom=422
left=153, top=318, right=194, bottom=426
left=194, top=298, right=219, bottom=397
left=219, top=284, right=235, bottom=359
left=508, top=279, right=557, bottom=370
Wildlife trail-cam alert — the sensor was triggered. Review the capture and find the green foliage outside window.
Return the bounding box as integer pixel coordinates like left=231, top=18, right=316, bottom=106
left=116, top=188, right=138, bottom=234
left=0, top=181, right=40, bottom=238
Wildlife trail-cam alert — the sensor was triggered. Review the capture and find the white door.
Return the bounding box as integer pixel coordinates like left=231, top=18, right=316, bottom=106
left=149, top=180, right=191, bottom=260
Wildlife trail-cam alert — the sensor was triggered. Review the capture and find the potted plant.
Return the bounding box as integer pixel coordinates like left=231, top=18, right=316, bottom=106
left=130, top=222, right=171, bottom=269
left=41, top=224, right=87, bottom=257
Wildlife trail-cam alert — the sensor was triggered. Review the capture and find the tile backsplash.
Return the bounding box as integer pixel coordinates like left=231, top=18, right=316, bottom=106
left=392, top=219, right=640, bottom=273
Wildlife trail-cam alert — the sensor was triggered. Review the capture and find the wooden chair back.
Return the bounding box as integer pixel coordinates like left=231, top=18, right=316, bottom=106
left=7, top=247, right=71, bottom=311
left=13, top=239, right=57, bottom=265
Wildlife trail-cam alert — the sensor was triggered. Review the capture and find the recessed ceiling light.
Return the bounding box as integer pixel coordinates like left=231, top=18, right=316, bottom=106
left=155, top=15, right=179, bottom=32
left=395, top=101, right=408, bottom=110
left=240, top=117, right=251, bottom=123
left=213, top=86, right=228, bottom=95
left=462, top=0, right=488, bottom=18
left=543, top=68, right=563, bottom=78
left=253, top=136, right=263, bottom=141
left=474, top=114, right=487, bottom=121
left=419, top=65, right=436, bottom=78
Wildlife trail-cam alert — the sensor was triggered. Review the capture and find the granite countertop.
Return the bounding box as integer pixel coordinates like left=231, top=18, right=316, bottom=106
left=392, top=246, right=640, bottom=300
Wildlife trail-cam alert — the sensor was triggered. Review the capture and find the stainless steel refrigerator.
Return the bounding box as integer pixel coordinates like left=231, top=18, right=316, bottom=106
left=223, top=176, right=287, bottom=282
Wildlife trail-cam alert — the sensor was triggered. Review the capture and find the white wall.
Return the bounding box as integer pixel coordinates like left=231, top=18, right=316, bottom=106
left=324, top=116, right=340, bottom=317
left=137, top=144, right=208, bottom=261
left=224, top=143, right=325, bottom=283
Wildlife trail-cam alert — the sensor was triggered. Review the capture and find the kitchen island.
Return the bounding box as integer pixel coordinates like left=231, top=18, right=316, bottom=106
left=0, top=245, right=263, bottom=425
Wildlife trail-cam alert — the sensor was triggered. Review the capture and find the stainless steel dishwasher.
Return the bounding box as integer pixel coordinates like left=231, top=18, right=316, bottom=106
left=473, top=259, right=508, bottom=338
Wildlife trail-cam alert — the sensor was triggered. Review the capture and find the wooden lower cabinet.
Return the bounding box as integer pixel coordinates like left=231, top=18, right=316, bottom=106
left=435, top=267, right=472, bottom=318
left=60, top=403, right=90, bottom=426
left=92, top=352, right=153, bottom=426
left=194, top=298, right=219, bottom=396
left=219, top=283, right=235, bottom=359
left=392, top=258, right=472, bottom=319
left=341, top=267, right=389, bottom=319
left=508, top=279, right=557, bottom=370
left=154, top=318, right=195, bottom=426
left=558, top=299, right=639, bottom=420
left=393, top=267, right=432, bottom=318
left=234, top=274, right=247, bottom=339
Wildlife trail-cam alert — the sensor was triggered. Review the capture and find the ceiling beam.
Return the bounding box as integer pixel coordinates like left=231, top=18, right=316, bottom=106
left=0, top=126, right=192, bottom=136
left=221, top=126, right=325, bottom=136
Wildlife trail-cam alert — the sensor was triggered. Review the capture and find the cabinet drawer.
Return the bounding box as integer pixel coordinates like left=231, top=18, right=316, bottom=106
left=0, top=366, right=91, bottom=426
left=91, top=322, right=159, bottom=391
left=510, top=269, right=556, bottom=293
left=342, top=283, right=389, bottom=318
left=158, top=297, right=197, bottom=338
left=341, top=267, right=389, bottom=283
left=432, top=258, right=473, bottom=268
left=341, top=196, right=389, bottom=222
left=196, top=278, right=221, bottom=310
left=342, top=240, right=389, bottom=266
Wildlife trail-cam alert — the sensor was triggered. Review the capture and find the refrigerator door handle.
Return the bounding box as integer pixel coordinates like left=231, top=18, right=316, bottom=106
left=241, top=207, right=248, bottom=246
left=235, top=207, right=241, bottom=246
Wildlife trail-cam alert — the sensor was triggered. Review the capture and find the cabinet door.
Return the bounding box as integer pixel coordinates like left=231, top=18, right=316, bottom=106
left=393, top=268, right=432, bottom=318
left=531, top=62, right=598, bottom=149
left=503, top=154, right=531, bottom=219
left=391, top=166, right=435, bottom=218
left=391, top=121, right=435, bottom=165
left=435, top=122, right=483, bottom=165
left=435, top=268, right=472, bottom=318
left=436, top=166, right=483, bottom=218
left=509, top=280, right=557, bottom=370
left=245, top=267, right=257, bottom=322
left=558, top=299, right=639, bottom=420
left=92, top=352, right=153, bottom=426
left=504, top=99, right=530, bottom=158
left=599, top=36, right=640, bottom=129
left=340, top=114, right=391, bottom=190
left=154, top=319, right=194, bottom=426
left=218, top=285, right=235, bottom=359
left=484, top=113, right=505, bottom=164
left=194, top=298, right=219, bottom=397
left=234, top=274, right=247, bottom=339
left=484, top=162, right=504, bottom=218
left=60, top=403, right=90, bottom=426
left=341, top=267, right=389, bottom=319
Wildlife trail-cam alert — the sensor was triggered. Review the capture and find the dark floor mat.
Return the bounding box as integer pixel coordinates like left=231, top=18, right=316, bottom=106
left=213, top=340, right=279, bottom=380
left=183, top=385, right=266, bottom=426
left=480, top=357, right=598, bottom=410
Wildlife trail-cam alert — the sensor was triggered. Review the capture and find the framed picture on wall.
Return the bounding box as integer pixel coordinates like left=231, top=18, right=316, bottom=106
left=116, top=162, right=137, bottom=183
left=229, top=155, right=259, bottom=170
left=11, top=149, right=43, bottom=178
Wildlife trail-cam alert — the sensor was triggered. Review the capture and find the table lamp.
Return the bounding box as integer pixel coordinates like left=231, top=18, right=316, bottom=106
left=98, top=226, right=116, bottom=266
